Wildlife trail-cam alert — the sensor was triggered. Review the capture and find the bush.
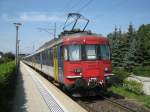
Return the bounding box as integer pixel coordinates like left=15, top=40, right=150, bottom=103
left=133, top=66, right=150, bottom=77
left=111, top=68, right=130, bottom=85
left=123, top=79, right=143, bottom=95
left=0, top=61, right=16, bottom=112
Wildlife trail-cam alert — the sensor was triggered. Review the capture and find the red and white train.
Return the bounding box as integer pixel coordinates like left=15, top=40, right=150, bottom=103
left=23, top=31, right=112, bottom=92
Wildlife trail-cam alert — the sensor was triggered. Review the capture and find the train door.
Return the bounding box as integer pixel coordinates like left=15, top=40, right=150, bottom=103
left=53, top=46, right=58, bottom=81
left=57, top=45, right=64, bottom=83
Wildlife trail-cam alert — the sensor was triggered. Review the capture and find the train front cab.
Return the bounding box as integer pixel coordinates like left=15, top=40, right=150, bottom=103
left=63, top=36, right=112, bottom=90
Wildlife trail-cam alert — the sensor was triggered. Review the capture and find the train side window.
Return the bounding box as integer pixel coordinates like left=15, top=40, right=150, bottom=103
left=42, top=51, right=45, bottom=65
left=47, top=49, right=50, bottom=66
left=64, top=46, right=68, bottom=60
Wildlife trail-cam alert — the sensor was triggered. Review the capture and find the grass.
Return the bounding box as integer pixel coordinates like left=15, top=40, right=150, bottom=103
left=0, top=61, right=16, bottom=112
left=109, top=68, right=150, bottom=109
left=132, top=66, right=150, bottom=77
left=110, top=86, right=150, bottom=108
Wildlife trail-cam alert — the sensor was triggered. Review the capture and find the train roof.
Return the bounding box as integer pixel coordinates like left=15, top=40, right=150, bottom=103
left=24, top=31, right=108, bottom=58
left=63, top=33, right=105, bottom=38
left=59, top=30, right=102, bottom=37
left=38, top=31, right=104, bottom=50
left=38, top=38, right=59, bottom=50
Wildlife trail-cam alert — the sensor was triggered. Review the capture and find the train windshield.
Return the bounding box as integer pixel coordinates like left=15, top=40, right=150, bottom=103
left=85, top=45, right=97, bottom=60
left=100, top=45, right=110, bottom=60
left=68, top=45, right=81, bottom=61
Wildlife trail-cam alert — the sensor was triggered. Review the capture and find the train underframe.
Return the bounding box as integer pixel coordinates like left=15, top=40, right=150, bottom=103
left=63, top=77, right=107, bottom=97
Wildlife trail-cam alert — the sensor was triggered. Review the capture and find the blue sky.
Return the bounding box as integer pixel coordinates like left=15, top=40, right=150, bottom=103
left=0, top=0, right=150, bottom=54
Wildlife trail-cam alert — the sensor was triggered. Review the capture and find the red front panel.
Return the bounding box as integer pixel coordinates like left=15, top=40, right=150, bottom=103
left=63, top=60, right=112, bottom=85
left=82, top=61, right=102, bottom=78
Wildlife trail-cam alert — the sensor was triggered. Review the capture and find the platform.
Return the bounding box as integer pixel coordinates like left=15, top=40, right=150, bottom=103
left=13, top=62, right=87, bottom=112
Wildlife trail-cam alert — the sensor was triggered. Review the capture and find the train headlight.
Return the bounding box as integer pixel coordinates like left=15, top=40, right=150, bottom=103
left=104, top=67, right=109, bottom=72
left=74, top=68, right=81, bottom=73
left=106, top=76, right=110, bottom=80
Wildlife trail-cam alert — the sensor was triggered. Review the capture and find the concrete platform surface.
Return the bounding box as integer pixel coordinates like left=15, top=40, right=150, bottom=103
left=13, top=62, right=50, bottom=112
left=13, top=62, right=87, bottom=112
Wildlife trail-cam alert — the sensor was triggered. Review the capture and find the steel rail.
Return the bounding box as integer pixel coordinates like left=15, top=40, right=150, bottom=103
left=103, top=97, right=137, bottom=112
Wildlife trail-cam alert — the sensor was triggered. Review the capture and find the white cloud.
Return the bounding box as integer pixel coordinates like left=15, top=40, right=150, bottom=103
left=19, top=12, right=65, bottom=22
left=1, top=12, right=65, bottom=22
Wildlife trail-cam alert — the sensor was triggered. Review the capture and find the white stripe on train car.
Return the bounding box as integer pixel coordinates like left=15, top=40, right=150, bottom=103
left=66, top=75, right=82, bottom=78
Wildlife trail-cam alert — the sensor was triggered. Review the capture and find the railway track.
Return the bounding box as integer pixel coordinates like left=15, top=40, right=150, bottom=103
left=103, top=97, right=136, bottom=112
left=74, top=94, right=150, bottom=112
left=75, top=97, right=132, bottom=112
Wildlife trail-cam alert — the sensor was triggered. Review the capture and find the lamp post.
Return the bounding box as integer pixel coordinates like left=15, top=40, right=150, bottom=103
left=18, top=40, right=20, bottom=59
left=13, top=23, right=22, bottom=71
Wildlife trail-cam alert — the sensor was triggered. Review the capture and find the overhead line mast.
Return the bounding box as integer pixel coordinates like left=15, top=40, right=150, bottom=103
left=13, top=22, right=22, bottom=72
left=38, top=23, right=56, bottom=38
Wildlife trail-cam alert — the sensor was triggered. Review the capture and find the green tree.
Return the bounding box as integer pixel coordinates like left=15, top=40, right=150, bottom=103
left=108, top=23, right=150, bottom=71
left=108, top=26, right=123, bottom=67
left=138, top=24, right=150, bottom=65
left=122, top=24, right=136, bottom=70
left=0, top=52, right=15, bottom=64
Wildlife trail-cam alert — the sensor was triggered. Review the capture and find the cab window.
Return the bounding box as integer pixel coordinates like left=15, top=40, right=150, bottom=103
left=68, top=45, right=81, bottom=61
left=85, top=45, right=97, bottom=60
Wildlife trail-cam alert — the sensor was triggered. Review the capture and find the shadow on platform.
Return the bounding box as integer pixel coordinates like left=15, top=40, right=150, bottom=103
left=12, top=68, right=27, bottom=112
